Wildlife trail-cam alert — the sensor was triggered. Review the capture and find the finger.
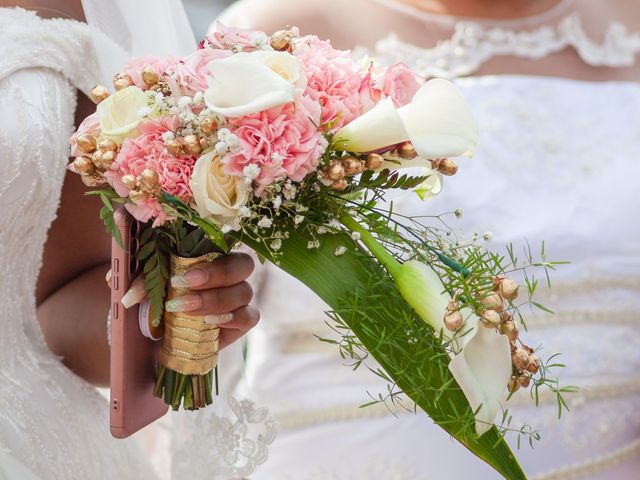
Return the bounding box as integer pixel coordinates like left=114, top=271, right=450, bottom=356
left=218, top=306, right=260, bottom=349
left=164, top=282, right=253, bottom=316
left=169, top=253, right=254, bottom=291
left=105, top=269, right=113, bottom=289
left=121, top=273, right=147, bottom=308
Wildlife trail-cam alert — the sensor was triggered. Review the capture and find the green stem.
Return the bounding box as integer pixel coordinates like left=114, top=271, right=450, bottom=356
left=339, top=213, right=402, bottom=278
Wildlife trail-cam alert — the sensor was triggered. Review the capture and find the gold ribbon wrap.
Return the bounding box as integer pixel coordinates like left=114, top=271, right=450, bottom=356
left=158, top=252, right=221, bottom=375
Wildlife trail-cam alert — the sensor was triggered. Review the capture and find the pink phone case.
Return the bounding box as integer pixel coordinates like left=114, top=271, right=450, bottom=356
left=110, top=208, right=168, bottom=438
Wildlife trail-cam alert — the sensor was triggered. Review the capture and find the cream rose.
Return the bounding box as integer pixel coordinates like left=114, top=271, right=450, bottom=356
left=189, top=151, right=250, bottom=228
left=204, top=51, right=304, bottom=117
left=97, top=86, right=148, bottom=144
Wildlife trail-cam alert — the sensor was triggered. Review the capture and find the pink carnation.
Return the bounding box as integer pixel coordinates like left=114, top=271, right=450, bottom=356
left=358, top=64, right=384, bottom=114
left=293, top=36, right=364, bottom=130
left=204, top=22, right=271, bottom=51
left=106, top=117, right=196, bottom=226
left=224, top=93, right=327, bottom=189
left=378, top=63, right=423, bottom=107
left=174, top=48, right=231, bottom=95
left=124, top=56, right=178, bottom=90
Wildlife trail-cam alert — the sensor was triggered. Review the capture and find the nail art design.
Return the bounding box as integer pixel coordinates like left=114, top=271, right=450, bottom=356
left=170, top=268, right=208, bottom=288
left=204, top=313, right=233, bottom=325
left=165, top=295, right=201, bottom=313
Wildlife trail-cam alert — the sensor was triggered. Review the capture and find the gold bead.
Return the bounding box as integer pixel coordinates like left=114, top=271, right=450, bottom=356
left=98, top=139, right=118, bottom=152
left=141, top=65, right=159, bottom=86
left=113, top=72, right=134, bottom=91
left=72, top=156, right=95, bottom=175
left=139, top=169, right=160, bottom=195
left=199, top=137, right=211, bottom=150
left=326, top=161, right=345, bottom=180
left=444, top=311, right=464, bottom=331
left=76, top=134, right=97, bottom=154
left=91, top=150, right=113, bottom=169
left=500, top=317, right=519, bottom=342
left=341, top=157, right=365, bottom=176
left=480, top=309, right=501, bottom=327
left=200, top=117, right=216, bottom=134
left=332, top=178, right=349, bottom=191
left=81, top=173, right=106, bottom=187
left=496, top=278, right=519, bottom=301
left=121, top=174, right=138, bottom=190
left=526, top=354, right=540, bottom=374
left=432, top=158, right=458, bottom=176
left=270, top=29, right=294, bottom=51
left=397, top=141, right=417, bottom=160
left=165, top=138, right=183, bottom=156
left=91, top=149, right=104, bottom=164
left=480, top=291, right=504, bottom=312
left=182, top=134, right=202, bottom=155
left=364, top=153, right=384, bottom=170
left=518, top=375, right=531, bottom=388
left=89, top=85, right=110, bottom=104
left=100, top=150, right=115, bottom=163
left=512, top=348, right=530, bottom=371
left=446, top=300, right=460, bottom=313
left=128, top=189, right=149, bottom=204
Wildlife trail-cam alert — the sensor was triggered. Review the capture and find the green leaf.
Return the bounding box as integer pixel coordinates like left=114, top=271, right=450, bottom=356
left=137, top=240, right=156, bottom=261
left=138, top=228, right=169, bottom=323
left=234, top=228, right=527, bottom=480
left=98, top=204, right=123, bottom=249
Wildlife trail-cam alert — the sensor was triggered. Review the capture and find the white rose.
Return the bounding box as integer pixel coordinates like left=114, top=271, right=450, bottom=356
left=97, top=86, right=148, bottom=144
left=204, top=51, right=304, bottom=117
left=189, top=151, right=250, bottom=228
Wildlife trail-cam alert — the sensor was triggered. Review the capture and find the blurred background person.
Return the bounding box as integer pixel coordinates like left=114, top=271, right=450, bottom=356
left=214, top=1, right=640, bottom=479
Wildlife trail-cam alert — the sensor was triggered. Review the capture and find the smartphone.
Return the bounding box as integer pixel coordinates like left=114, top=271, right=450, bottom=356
left=110, top=207, right=168, bottom=438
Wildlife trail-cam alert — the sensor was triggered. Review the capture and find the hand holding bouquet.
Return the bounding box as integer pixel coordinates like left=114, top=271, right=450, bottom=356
left=70, top=23, right=568, bottom=479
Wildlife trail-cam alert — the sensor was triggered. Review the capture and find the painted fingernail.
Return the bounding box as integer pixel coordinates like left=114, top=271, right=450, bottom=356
left=121, top=282, right=146, bottom=309
left=165, top=295, right=201, bottom=313
left=170, top=268, right=208, bottom=288
left=204, top=313, right=233, bottom=325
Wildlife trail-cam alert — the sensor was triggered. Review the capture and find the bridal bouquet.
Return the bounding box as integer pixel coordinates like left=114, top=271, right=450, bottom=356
left=70, top=24, right=566, bottom=479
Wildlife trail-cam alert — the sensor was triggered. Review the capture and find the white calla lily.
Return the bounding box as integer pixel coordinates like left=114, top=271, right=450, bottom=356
left=449, top=319, right=512, bottom=435
left=204, top=51, right=299, bottom=117
left=333, top=98, right=409, bottom=154
left=333, top=78, right=478, bottom=161
left=341, top=218, right=511, bottom=436
left=393, top=260, right=449, bottom=333
left=390, top=259, right=511, bottom=436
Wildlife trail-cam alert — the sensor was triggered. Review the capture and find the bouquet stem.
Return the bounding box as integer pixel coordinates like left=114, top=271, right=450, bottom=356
left=153, top=252, right=221, bottom=410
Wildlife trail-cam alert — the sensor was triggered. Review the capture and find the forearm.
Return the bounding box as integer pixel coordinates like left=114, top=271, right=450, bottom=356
left=37, top=263, right=111, bottom=386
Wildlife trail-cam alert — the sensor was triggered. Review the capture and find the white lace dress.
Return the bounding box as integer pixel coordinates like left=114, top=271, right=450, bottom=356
left=0, top=8, right=274, bottom=480
left=242, top=12, right=640, bottom=480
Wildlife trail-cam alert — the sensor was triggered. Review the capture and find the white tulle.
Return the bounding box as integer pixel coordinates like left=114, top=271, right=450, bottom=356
left=80, top=0, right=196, bottom=87
left=0, top=7, right=273, bottom=479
